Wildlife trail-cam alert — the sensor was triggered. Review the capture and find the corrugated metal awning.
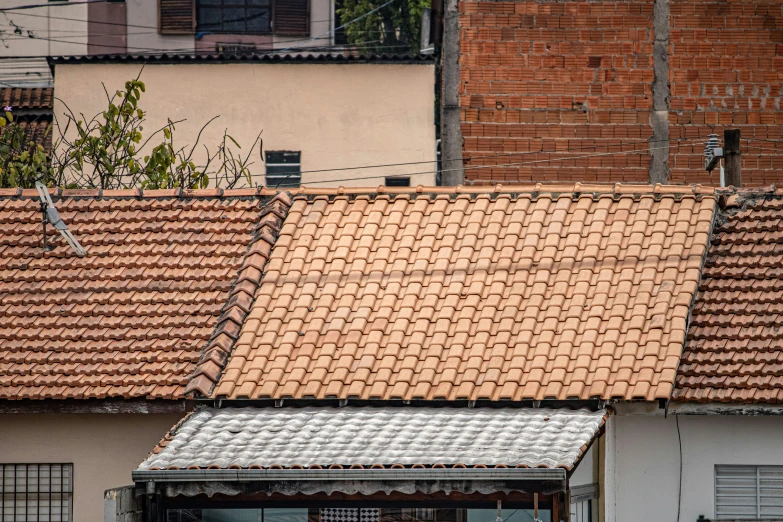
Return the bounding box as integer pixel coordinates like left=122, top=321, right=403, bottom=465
left=135, top=406, right=606, bottom=481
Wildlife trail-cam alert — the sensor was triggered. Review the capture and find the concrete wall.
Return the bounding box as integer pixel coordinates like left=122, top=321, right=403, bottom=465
left=53, top=62, right=437, bottom=187
left=0, top=414, right=182, bottom=522
left=605, top=413, right=783, bottom=522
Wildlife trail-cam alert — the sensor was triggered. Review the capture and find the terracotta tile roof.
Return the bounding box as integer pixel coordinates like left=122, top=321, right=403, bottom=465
left=140, top=406, right=609, bottom=471
left=211, top=184, right=716, bottom=402
left=676, top=188, right=783, bottom=403
left=17, top=118, right=53, bottom=154
left=0, top=88, right=53, bottom=110
left=0, top=188, right=276, bottom=400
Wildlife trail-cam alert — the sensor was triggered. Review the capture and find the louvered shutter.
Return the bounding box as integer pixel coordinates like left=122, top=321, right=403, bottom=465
left=274, top=0, right=310, bottom=36
left=716, top=465, right=783, bottom=519
left=159, top=0, right=195, bottom=34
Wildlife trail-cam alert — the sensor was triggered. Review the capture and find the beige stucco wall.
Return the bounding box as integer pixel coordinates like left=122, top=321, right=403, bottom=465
left=53, top=62, right=436, bottom=188
left=0, top=413, right=183, bottom=522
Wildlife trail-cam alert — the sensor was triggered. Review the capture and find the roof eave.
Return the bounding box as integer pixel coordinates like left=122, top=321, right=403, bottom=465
left=132, top=467, right=567, bottom=483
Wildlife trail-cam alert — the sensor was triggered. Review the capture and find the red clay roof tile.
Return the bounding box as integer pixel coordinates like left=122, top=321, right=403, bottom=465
left=211, top=185, right=716, bottom=402
left=0, top=191, right=270, bottom=400
left=675, top=190, right=783, bottom=403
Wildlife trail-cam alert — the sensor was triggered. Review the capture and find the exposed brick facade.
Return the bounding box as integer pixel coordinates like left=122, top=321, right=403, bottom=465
left=669, top=0, right=783, bottom=185
left=459, top=0, right=783, bottom=185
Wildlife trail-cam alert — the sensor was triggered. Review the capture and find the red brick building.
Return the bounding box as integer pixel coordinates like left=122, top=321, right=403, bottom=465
left=456, top=0, right=783, bottom=185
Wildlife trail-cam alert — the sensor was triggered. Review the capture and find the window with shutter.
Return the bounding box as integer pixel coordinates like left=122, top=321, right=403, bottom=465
left=159, top=0, right=195, bottom=34
left=273, top=0, right=309, bottom=36
left=716, top=465, right=783, bottom=519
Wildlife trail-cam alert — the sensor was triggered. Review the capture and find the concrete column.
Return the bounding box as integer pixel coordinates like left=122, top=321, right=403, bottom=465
left=440, top=0, right=464, bottom=186
left=649, top=0, right=670, bottom=184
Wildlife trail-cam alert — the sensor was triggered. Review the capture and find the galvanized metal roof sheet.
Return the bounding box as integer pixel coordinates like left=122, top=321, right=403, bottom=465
left=139, top=406, right=607, bottom=471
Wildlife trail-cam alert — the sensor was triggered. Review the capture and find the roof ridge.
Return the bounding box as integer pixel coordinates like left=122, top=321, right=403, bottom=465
left=285, top=183, right=715, bottom=196
left=0, top=183, right=717, bottom=200
left=184, top=191, right=294, bottom=398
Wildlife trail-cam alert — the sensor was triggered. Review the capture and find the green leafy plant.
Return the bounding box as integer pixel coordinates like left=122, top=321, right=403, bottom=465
left=54, top=77, right=261, bottom=190
left=338, top=0, right=431, bottom=55
left=0, top=109, right=54, bottom=189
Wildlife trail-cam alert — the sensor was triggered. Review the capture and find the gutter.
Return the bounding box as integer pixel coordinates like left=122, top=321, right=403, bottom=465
left=132, top=468, right=566, bottom=483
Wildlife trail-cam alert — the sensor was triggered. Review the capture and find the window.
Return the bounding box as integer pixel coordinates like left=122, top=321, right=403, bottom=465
left=385, top=176, right=411, bottom=187
left=715, top=465, right=783, bottom=519
left=265, top=151, right=301, bottom=188
left=1, top=464, right=73, bottom=522
left=197, top=0, right=272, bottom=34
left=570, top=482, right=599, bottom=522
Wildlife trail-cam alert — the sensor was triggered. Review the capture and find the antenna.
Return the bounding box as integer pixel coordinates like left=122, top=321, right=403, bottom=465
left=35, top=182, right=87, bottom=257
left=704, top=134, right=724, bottom=172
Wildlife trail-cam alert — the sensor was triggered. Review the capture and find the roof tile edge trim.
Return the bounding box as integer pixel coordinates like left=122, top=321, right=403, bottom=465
left=184, top=192, right=293, bottom=397
left=0, top=183, right=716, bottom=200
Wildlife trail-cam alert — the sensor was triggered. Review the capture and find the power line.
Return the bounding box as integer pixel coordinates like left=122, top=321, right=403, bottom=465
left=744, top=137, right=783, bottom=145
left=0, top=0, right=108, bottom=12
left=250, top=137, right=702, bottom=187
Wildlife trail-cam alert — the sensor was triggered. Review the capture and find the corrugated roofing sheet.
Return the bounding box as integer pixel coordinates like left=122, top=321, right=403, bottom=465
left=140, top=406, right=607, bottom=471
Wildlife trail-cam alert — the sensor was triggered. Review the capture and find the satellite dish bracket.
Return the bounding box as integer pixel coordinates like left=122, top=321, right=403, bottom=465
left=34, top=182, right=87, bottom=257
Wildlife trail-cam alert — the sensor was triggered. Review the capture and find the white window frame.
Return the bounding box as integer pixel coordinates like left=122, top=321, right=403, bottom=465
left=715, top=464, right=783, bottom=520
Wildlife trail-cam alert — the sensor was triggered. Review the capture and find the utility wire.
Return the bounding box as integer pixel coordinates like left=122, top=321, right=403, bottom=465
left=0, top=0, right=108, bottom=12
left=252, top=136, right=693, bottom=182
left=257, top=138, right=703, bottom=186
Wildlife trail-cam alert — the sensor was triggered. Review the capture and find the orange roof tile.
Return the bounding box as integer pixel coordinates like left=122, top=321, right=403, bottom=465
left=0, top=189, right=280, bottom=400
left=675, top=188, right=783, bottom=403
left=210, top=185, right=717, bottom=402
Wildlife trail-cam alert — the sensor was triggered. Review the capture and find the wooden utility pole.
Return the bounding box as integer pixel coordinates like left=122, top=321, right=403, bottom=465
left=724, top=129, right=741, bottom=188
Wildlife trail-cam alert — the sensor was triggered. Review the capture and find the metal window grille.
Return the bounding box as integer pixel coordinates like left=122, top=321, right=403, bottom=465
left=384, top=177, right=411, bottom=187
left=265, top=151, right=301, bottom=188
left=197, top=0, right=272, bottom=34
left=1, top=464, right=73, bottom=522
left=716, top=465, right=783, bottom=519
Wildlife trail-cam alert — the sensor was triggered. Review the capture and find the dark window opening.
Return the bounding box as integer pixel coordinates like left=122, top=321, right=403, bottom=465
left=265, top=151, right=301, bottom=188
left=197, top=0, right=272, bottom=34
left=333, top=0, right=348, bottom=46
left=0, top=463, right=74, bottom=521
left=385, top=176, right=411, bottom=187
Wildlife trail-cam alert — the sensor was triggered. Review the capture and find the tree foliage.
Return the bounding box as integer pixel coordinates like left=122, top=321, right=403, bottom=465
left=0, top=110, right=53, bottom=189
left=0, top=77, right=261, bottom=190
left=337, top=0, right=431, bottom=55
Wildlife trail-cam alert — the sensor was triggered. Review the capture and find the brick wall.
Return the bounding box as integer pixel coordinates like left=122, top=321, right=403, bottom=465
left=459, top=0, right=783, bottom=185
left=669, top=0, right=783, bottom=185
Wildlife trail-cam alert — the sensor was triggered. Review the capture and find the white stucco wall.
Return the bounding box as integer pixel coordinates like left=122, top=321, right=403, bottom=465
left=570, top=443, right=596, bottom=487
left=53, top=61, right=436, bottom=188
left=0, top=413, right=183, bottom=522
left=605, top=413, right=783, bottom=522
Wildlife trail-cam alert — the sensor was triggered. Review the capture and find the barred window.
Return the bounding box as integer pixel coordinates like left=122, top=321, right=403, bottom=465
left=1, top=464, right=73, bottom=522
left=265, top=151, right=301, bottom=188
